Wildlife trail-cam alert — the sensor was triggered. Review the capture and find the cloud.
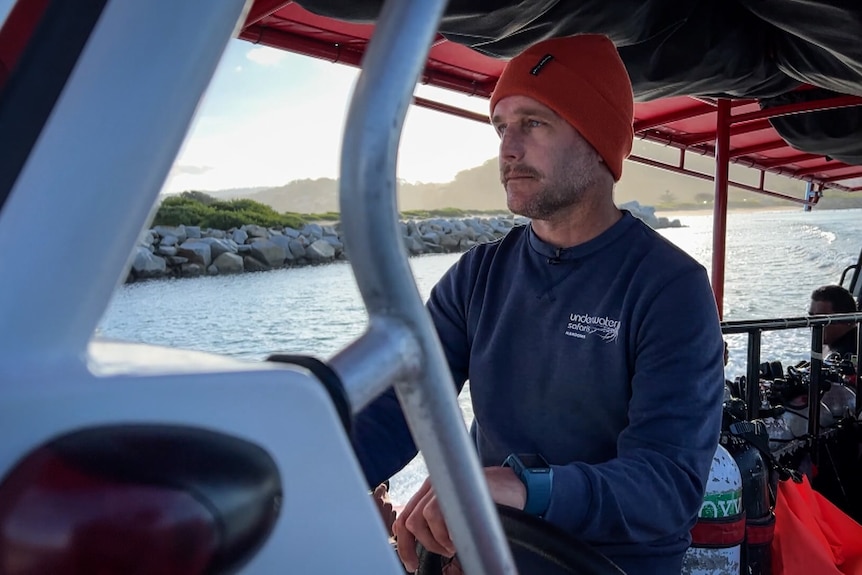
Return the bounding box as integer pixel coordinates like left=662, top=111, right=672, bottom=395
left=245, top=46, right=286, bottom=67
left=172, top=164, right=214, bottom=176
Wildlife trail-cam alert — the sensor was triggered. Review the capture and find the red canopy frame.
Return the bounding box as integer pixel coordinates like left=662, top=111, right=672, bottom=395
left=237, top=3, right=862, bottom=194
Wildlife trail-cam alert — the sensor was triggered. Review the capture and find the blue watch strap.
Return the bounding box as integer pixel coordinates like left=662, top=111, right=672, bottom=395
left=503, top=454, right=553, bottom=517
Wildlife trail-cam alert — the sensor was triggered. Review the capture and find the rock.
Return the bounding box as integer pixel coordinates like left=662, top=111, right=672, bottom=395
left=301, top=223, right=324, bottom=240
left=232, top=229, right=249, bottom=244
left=139, top=230, right=155, bottom=247
left=177, top=239, right=212, bottom=267
left=421, top=232, right=440, bottom=244
left=288, top=238, right=307, bottom=259
left=438, top=233, right=461, bottom=252
left=131, top=246, right=167, bottom=278
left=403, top=235, right=425, bottom=255
left=406, top=221, right=421, bottom=238
left=203, top=228, right=226, bottom=239
left=322, top=235, right=344, bottom=255
left=619, top=200, right=659, bottom=228
left=243, top=255, right=270, bottom=272
left=249, top=238, right=287, bottom=267
left=131, top=209, right=672, bottom=284
left=242, top=224, right=269, bottom=239
left=180, top=262, right=205, bottom=277
left=199, top=237, right=237, bottom=259
left=269, top=234, right=293, bottom=252
left=213, top=252, right=244, bottom=274
left=306, top=239, right=336, bottom=262
left=153, top=224, right=187, bottom=243
left=159, top=234, right=179, bottom=247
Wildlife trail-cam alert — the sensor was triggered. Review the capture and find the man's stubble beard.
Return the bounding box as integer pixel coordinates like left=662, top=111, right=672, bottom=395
left=505, top=157, right=597, bottom=220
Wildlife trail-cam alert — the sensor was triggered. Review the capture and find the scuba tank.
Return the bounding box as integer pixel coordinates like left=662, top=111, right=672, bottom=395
left=725, top=420, right=775, bottom=575
left=821, top=382, right=856, bottom=420
left=781, top=401, right=836, bottom=436
left=820, top=357, right=856, bottom=419
left=764, top=414, right=794, bottom=453
left=721, top=400, right=776, bottom=574
left=769, top=369, right=836, bottom=435
left=681, top=444, right=743, bottom=575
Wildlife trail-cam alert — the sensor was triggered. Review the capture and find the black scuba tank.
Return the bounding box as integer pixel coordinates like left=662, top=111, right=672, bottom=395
left=722, top=402, right=775, bottom=575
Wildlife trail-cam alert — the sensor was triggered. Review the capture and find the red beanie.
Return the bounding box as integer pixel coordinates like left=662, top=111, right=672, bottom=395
left=489, top=35, right=634, bottom=181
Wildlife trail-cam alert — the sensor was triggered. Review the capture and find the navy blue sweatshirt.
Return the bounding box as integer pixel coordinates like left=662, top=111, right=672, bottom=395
left=352, top=212, right=725, bottom=572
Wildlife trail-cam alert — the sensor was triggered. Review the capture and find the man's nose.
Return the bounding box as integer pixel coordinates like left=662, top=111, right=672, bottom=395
left=499, top=128, right=524, bottom=160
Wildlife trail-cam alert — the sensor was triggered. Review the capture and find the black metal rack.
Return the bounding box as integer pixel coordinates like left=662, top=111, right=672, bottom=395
left=721, top=313, right=862, bottom=465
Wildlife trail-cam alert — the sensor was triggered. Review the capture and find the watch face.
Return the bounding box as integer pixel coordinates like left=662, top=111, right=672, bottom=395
left=517, top=454, right=549, bottom=469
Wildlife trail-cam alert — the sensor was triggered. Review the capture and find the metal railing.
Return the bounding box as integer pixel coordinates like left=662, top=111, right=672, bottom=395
left=327, top=0, right=517, bottom=573
left=721, top=312, right=862, bottom=439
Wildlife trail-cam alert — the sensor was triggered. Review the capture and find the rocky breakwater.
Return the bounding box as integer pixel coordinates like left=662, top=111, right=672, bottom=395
left=129, top=216, right=522, bottom=282
left=129, top=205, right=681, bottom=282
left=618, top=201, right=682, bottom=230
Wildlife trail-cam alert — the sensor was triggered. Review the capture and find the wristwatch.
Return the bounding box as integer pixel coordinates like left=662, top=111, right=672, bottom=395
left=503, top=453, right=553, bottom=517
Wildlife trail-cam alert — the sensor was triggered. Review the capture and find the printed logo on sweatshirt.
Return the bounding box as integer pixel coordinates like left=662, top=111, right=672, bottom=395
left=565, top=313, right=621, bottom=342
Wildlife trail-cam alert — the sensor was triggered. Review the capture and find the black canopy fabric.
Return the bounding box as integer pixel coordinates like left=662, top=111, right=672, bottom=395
left=763, top=89, right=862, bottom=167
left=296, top=0, right=862, bottom=165
left=295, top=0, right=862, bottom=100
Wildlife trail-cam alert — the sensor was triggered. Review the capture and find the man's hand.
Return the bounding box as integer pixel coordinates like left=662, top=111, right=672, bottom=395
left=393, top=466, right=526, bottom=572
left=372, top=482, right=397, bottom=537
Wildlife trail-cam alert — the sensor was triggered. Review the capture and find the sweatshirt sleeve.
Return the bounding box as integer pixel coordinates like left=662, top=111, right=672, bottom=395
left=351, top=251, right=474, bottom=488
left=543, top=267, right=725, bottom=544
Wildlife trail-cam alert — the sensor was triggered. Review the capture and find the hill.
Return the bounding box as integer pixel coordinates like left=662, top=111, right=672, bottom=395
left=170, top=140, right=862, bottom=213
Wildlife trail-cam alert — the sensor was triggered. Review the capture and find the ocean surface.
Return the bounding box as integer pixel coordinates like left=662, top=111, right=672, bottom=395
left=98, top=208, right=862, bottom=504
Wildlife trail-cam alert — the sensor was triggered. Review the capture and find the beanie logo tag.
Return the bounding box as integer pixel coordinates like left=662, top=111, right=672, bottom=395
left=530, top=54, right=554, bottom=76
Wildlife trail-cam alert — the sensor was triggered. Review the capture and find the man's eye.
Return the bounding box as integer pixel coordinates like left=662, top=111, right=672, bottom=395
left=527, top=119, right=542, bottom=128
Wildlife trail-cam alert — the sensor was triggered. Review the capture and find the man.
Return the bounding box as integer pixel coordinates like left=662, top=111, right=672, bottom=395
left=809, top=284, right=859, bottom=359
left=353, top=34, right=725, bottom=573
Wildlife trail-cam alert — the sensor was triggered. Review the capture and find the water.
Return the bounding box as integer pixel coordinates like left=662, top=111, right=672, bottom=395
left=98, top=208, right=862, bottom=504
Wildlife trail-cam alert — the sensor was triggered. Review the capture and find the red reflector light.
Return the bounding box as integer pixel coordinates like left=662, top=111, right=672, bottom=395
left=0, top=425, right=282, bottom=575
left=0, top=447, right=216, bottom=575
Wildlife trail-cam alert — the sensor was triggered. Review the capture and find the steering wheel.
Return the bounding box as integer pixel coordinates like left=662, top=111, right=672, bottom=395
left=416, top=504, right=625, bottom=575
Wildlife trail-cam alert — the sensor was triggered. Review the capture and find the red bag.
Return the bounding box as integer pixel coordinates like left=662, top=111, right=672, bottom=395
left=773, top=475, right=862, bottom=574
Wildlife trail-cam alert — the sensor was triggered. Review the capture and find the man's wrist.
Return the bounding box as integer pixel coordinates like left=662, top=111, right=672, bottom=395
left=503, top=453, right=553, bottom=517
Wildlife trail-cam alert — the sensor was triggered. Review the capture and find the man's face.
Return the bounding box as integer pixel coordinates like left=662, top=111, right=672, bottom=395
left=809, top=299, right=853, bottom=346
left=491, top=95, right=605, bottom=219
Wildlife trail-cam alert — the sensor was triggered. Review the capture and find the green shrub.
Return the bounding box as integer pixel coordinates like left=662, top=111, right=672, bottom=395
left=152, top=202, right=213, bottom=226
left=179, top=191, right=218, bottom=205
left=281, top=213, right=307, bottom=229
left=153, top=192, right=499, bottom=230
left=431, top=207, right=467, bottom=218
left=305, top=211, right=340, bottom=221
left=200, top=211, right=252, bottom=230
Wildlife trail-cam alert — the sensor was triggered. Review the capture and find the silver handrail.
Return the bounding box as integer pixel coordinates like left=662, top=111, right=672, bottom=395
left=327, top=0, right=517, bottom=572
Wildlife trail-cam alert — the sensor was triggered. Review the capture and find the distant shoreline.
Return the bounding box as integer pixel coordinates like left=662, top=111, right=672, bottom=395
left=657, top=205, right=802, bottom=219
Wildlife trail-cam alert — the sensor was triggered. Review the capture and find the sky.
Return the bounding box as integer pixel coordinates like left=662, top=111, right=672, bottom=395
left=164, top=40, right=501, bottom=194
left=0, top=1, right=499, bottom=194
